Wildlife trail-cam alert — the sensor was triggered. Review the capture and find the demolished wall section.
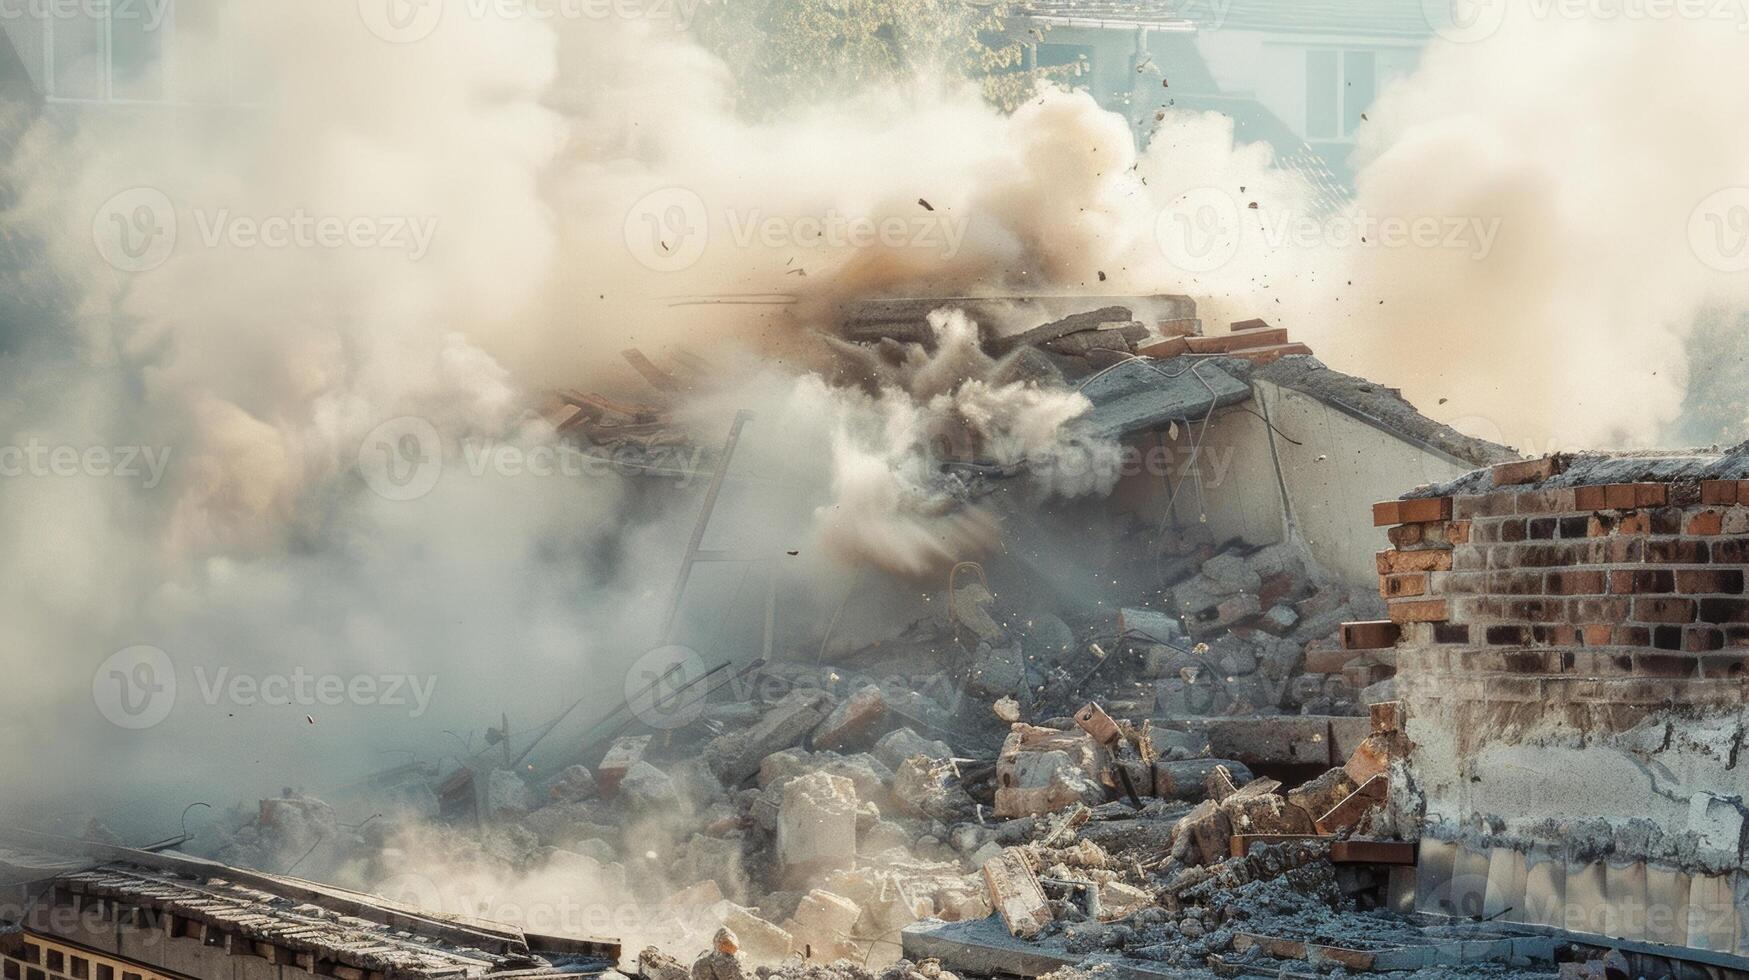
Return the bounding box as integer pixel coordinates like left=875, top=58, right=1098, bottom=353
left=1370, top=471, right=1749, bottom=954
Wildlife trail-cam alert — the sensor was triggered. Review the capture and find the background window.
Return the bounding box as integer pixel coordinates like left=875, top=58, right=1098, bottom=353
left=1306, top=49, right=1376, bottom=141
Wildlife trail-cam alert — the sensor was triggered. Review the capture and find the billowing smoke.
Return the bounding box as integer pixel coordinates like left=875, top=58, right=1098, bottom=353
left=3, top=0, right=1746, bottom=910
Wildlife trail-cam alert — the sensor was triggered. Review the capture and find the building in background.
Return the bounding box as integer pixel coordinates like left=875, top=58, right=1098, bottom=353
left=1011, top=0, right=1433, bottom=194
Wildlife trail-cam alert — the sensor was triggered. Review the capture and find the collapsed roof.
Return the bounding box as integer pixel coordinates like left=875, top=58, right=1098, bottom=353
left=0, top=832, right=617, bottom=979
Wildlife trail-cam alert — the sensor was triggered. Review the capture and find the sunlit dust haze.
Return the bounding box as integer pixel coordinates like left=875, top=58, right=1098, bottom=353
left=0, top=0, right=1745, bottom=929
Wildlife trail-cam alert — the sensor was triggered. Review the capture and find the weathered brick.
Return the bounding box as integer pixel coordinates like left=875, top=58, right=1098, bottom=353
left=1492, top=456, right=1567, bottom=487
left=1454, top=494, right=1515, bottom=520
left=1725, top=510, right=1749, bottom=535
left=1376, top=549, right=1453, bottom=574
left=1485, top=625, right=1531, bottom=646
left=1399, top=497, right=1453, bottom=524
left=1575, top=485, right=1609, bottom=511
left=1527, top=517, right=1559, bottom=540
left=1614, top=625, right=1652, bottom=647
left=1634, top=652, right=1697, bottom=677
left=1372, top=501, right=1403, bottom=527
left=1615, top=512, right=1652, bottom=536
left=1381, top=573, right=1428, bottom=599
left=1701, top=481, right=1740, bottom=506
left=1582, top=624, right=1614, bottom=646
left=1604, top=484, right=1638, bottom=510
left=1649, top=508, right=1685, bottom=535
left=1635, top=483, right=1670, bottom=508
left=1610, top=569, right=1674, bottom=594
left=1699, top=654, right=1749, bottom=679
left=1386, top=523, right=1423, bottom=548
left=1341, top=621, right=1401, bottom=650
left=1557, top=516, right=1590, bottom=538
left=1504, top=598, right=1567, bottom=622
left=1447, top=521, right=1472, bottom=545
left=1516, top=543, right=1582, bottom=568
left=1389, top=599, right=1450, bottom=624
left=1714, top=539, right=1748, bottom=563
left=1685, top=627, right=1726, bottom=653
left=1587, top=513, right=1617, bottom=537
left=1516, top=488, right=1578, bottom=515
left=1675, top=569, right=1746, bottom=595
left=1433, top=623, right=1471, bottom=645
left=1634, top=597, right=1697, bottom=624
left=1491, top=570, right=1544, bottom=595
left=1686, top=510, right=1725, bottom=536
left=1603, top=537, right=1645, bottom=563
left=1546, top=570, right=1607, bottom=596
left=1440, top=572, right=1487, bottom=595
left=1499, top=519, right=1528, bottom=543
left=1575, top=597, right=1632, bottom=621
left=1698, top=597, right=1749, bottom=625
left=1644, top=539, right=1711, bottom=564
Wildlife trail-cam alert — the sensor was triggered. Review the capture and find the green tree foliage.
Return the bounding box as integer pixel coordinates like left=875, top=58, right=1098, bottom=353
left=689, top=0, right=1078, bottom=115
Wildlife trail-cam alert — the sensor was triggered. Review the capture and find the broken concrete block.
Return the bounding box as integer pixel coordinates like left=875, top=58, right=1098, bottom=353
left=1285, top=768, right=1355, bottom=825
left=1200, top=553, right=1262, bottom=595
left=484, top=769, right=533, bottom=818
left=893, top=756, right=973, bottom=820
left=1343, top=734, right=1395, bottom=785
left=1224, top=792, right=1315, bottom=836
left=967, top=643, right=1026, bottom=699
left=874, top=727, right=953, bottom=771
left=1257, top=604, right=1299, bottom=636
left=1153, top=759, right=1254, bottom=802
left=861, top=819, right=911, bottom=856
left=599, top=735, right=653, bottom=798
left=777, top=771, right=858, bottom=882
left=1315, top=774, right=1388, bottom=834
left=1024, top=613, right=1077, bottom=664
left=982, top=848, right=1052, bottom=938
left=710, top=903, right=795, bottom=964
left=784, top=889, right=862, bottom=961
left=619, top=761, right=681, bottom=811
left=640, top=947, right=690, bottom=980
left=994, top=724, right=1105, bottom=818
left=1118, top=608, right=1182, bottom=645
left=547, top=764, right=598, bottom=804
left=1179, top=799, right=1233, bottom=866
left=812, top=685, right=890, bottom=753
left=705, top=690, right=831, bottom=786
left=689, top=929, right=750, bottom=980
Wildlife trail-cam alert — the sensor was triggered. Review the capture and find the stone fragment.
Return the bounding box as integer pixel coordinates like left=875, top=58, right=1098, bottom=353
left=710, top=903, right=794, bottom=964
left=484, top=770, right=533, bottom=818
left=993, top=697, right=1021, bottom=723
left=640, top=947, right=689, bottom=980
left=874, top=728, right=954, bottom=771
left=813, top=685, right=890, bottom=753
left=705, top=690, right=831, bottom=786
left=599, top=736, right=653, bottom=798
left=982, top=847, right=1052, bottom=938
left=776, top=771, right=858, bottom=882
left=619, top=761, right=681, bottom=811
left=547, top=764, right=598, bottom=804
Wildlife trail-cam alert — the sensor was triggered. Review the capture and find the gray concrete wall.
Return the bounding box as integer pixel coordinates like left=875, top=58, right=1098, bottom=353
left=1123, top=384, right=1472, bottom=589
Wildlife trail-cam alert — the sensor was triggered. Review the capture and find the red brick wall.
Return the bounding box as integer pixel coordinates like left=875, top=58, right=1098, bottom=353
left=1365, top=478, right=1749, bottom=701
